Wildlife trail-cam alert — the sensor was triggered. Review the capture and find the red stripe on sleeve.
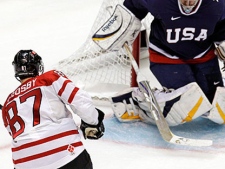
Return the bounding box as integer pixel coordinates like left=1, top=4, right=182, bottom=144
left=58, top=79, right=71, bottom=96
left=68, top=87, right=79, bottom=104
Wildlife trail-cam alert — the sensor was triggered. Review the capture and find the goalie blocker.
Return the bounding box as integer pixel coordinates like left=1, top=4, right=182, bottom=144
left=92, top=4, right=141, bottom=51
left=111, top=82, right=213, bottom=126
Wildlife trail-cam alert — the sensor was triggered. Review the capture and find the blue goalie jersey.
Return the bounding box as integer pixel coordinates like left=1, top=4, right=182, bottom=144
left=124, top=0, right=225, bottom=60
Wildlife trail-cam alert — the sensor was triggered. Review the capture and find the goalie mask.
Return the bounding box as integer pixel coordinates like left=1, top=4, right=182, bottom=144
left=178, top=0, right=202, bottom=15
left=12, top=50, right=44, bottom=81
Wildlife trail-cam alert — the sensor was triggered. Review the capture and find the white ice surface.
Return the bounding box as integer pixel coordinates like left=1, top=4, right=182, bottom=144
left=0, top=0, right=224, bottom=169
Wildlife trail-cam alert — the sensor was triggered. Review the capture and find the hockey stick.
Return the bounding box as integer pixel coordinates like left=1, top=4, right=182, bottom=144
left=123, top=43, right=213, bottom=147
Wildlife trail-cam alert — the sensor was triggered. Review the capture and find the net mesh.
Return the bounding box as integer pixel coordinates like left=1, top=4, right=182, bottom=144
left=53, top=0, right=153, bottom=99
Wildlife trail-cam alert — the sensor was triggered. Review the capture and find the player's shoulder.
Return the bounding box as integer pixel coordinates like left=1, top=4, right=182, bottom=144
left=42, top=70, right=68, bottom=78
left=37, top=70, right=69, bottom=85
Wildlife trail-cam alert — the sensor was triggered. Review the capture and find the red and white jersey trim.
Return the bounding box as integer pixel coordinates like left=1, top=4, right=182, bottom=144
left=12, top=120, right=85, bottom=169
left=2, top=70, right=98, bottom=169
left=149, top=43, right=216, bottom=64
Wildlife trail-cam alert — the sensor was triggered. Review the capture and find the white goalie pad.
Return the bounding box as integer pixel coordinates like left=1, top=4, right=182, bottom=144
left=111, top=82, right=212, bottom=126
left=110, top=88, right=142, bottom=122
left=155, top=82, right=212, bottom=126
left=207, top=87, right=225, bottom=124
left=92, top=4, right=141, bottom=51
left=137, top=82, right=212, bottom=126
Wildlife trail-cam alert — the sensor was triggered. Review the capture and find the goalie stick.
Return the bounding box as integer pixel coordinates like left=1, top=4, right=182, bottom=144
left=91, top=4, right=212, bottom=146
left=123, top=43, right=213, bottom=147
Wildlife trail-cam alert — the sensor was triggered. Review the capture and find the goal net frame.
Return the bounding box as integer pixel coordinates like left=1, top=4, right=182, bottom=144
left=54, top=0, right=153, bottom=100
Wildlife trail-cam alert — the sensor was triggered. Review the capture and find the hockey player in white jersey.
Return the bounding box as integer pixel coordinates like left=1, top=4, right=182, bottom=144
left=1, top=50, right=104, bottom=169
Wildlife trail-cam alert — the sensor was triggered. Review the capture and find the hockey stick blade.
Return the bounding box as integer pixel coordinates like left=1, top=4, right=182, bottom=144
left=170, top=134, right=213, bottom=147
left=139, top=80, right=212, bottom=147
left=123, top=43, right=213, bottom=146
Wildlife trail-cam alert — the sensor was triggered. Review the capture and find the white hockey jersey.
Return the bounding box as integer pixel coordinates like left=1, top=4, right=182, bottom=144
left=2, top=70, right=99, bottom=169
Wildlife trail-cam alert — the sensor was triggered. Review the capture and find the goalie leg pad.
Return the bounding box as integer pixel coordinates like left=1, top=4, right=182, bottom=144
left=207, top=87, right=225, bottom=124
left=111, top=82, right=212, bottom=126
left=156, top=82, right=212, bottom=126
left=111, top=88, right=141, bottom=122
left=137, top=82, right=212, bottom=126
left=131, top=88, right=156, bottom=124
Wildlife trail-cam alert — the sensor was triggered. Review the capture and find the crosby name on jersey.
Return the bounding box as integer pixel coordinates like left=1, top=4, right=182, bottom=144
left=2, top=70, right=98, bottom=169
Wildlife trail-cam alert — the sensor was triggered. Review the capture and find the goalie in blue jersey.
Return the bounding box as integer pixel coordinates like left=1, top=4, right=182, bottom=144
left=93, top=0, right=225, bottom=125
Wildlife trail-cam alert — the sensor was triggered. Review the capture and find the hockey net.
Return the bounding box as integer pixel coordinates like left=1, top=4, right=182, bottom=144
left=53, top=0, right=153, bottom=100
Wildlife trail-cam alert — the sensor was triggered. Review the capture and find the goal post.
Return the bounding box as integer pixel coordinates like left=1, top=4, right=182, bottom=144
left=131, top=33, right=140, bottom=88
left=53, top=0, right=153, bottom=99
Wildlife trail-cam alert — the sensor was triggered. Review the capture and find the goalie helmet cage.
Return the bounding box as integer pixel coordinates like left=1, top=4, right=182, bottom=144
left=54, top=0, right=153, bottom=100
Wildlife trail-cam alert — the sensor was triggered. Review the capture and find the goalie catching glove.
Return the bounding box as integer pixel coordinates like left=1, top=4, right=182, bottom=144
left=111, top=82, right=212, bottom=126
left=80, top=108, right=105, bottom=139
left=92, top=4, right=141, bottom=51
